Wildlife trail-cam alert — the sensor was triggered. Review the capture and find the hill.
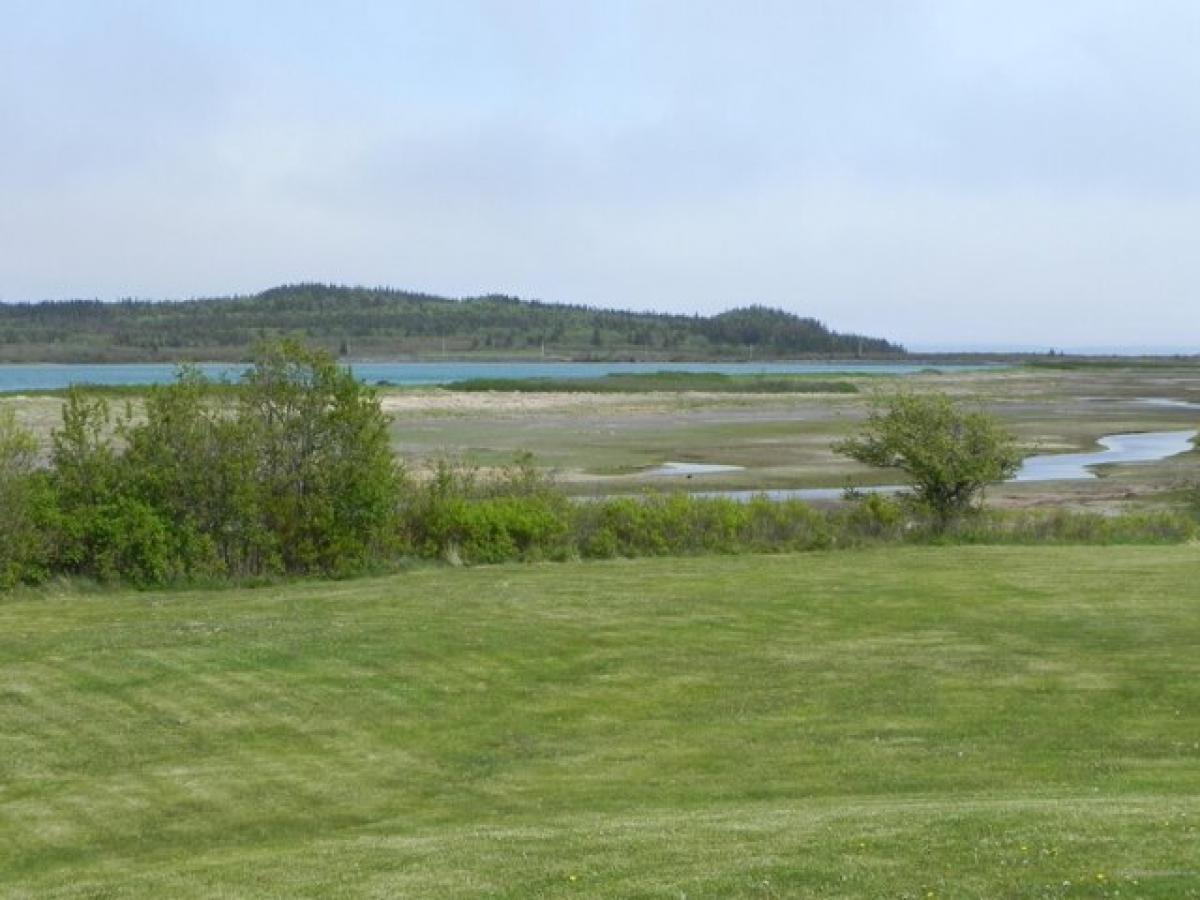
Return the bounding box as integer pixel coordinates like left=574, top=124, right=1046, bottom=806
left=2, top=547, right=1197, bottom=896
left=0, top=283, right=904, bottom=362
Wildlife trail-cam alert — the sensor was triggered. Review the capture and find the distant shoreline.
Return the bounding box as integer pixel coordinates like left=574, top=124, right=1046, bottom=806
left=1, top=351, right=1195, bottom=366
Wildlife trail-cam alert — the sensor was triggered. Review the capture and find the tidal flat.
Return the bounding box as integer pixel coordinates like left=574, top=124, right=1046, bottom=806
left=4, top=361, right=1197, bottom=511
left=379, top=363, right=1200, bottom=510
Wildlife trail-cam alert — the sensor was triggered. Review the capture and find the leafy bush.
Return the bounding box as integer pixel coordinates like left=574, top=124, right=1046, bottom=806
left=573, top=494, right=834, bottom=558
left=425, top=496, right=570, bottom=564
left=42, top=341, right=402, bottom=586
left=62, top=498, right=174, bottom=587
left=575, top=496, right=678, bottom=558
left=401, top=456, right=571, bottom=563
left=241, top=341, right=403, bottom=574
left=119, top=367, right=273, bottom=578
left=835, top=493, right=906, bottom=543
left=0, top=409, right=52, bottom=587
left=925, top=508, right=1197, bottom=546
left=729, top=497, right=832, bottom=552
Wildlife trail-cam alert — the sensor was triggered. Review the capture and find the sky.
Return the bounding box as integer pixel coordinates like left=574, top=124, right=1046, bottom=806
left=2, top=0, right=1198, bottom=350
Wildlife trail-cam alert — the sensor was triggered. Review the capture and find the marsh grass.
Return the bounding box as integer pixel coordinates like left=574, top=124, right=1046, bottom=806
left=449, top=371, right=861, bottom=393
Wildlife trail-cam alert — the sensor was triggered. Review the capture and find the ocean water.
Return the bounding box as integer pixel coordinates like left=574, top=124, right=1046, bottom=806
left=0, top=360, right=991, bottom=392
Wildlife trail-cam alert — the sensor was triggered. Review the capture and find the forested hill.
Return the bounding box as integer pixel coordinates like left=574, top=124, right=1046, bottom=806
left=0, top=283, right=905, bottom=362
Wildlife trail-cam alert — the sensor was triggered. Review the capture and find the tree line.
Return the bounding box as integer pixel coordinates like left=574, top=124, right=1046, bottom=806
left=0, top=283, right=905, bottom=362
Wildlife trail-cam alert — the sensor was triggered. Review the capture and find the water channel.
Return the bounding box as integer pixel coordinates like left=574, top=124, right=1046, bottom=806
left=652, top=429, right=1198, bottom=502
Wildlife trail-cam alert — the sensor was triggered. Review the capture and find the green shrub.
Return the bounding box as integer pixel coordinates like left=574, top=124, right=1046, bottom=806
left=736, top=497, right=833, bottom=551
left=401, top=457, right=572, bottom=563
left=42, top=343, right=403, bottom=584
left=118, top=369, right=276, bottom=579
left=575, top=496, right=674, bottom=558
left=0, top=410, right=53, bottom=587
left=429, top=496, right=570, bottom=564
left=574, top=494, right=832, bottom=559
left=928, top=508, right=1198, bottom=546
left=56, top=498, right=174, bottom=587
left=241, top=341, right=402, bottom=575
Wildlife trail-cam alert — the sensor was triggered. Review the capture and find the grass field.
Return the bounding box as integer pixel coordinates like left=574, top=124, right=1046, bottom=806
left=3, top=547, right=1199, bottom=897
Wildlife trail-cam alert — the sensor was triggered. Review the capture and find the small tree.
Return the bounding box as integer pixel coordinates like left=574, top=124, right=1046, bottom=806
left=121, top=367, right=269, bottom=577
left=834, top=391, right=1021, bottom=523
left=240, top=339, right=403, bottom=574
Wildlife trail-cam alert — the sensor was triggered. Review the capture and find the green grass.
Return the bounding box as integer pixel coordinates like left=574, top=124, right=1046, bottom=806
left=448, top=372, right=860, bottom=393
left=3, top=547, right=1200, bottom=897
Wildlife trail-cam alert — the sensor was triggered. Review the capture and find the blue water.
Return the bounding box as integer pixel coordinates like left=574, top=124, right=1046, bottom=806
left=1010, top=429, right=1198, bottom=482
left=0, top=360, right=991, bottom=392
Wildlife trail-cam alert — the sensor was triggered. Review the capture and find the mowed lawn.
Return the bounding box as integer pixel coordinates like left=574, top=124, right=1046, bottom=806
left=2, top=548, right=1199, bottom=898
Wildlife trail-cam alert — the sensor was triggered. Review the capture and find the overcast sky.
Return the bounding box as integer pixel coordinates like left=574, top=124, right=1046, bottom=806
left=2, top=1, right=1198, bottom=349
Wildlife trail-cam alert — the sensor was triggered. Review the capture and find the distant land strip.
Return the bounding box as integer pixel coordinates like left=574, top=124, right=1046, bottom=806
left=0, top=282, right=903, bottom=363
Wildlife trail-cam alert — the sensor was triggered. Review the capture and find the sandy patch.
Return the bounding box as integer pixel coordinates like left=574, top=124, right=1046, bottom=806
left=380, top=389, right=843, bottom=417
